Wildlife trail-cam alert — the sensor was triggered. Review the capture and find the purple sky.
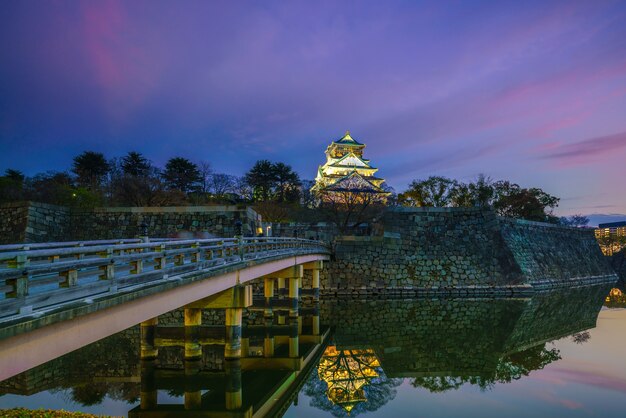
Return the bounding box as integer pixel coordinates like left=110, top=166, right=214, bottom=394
left=1, top=0, right=626, bottom=217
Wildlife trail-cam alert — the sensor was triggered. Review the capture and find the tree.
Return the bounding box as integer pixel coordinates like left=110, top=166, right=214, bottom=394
left=210, top=173, right=236, bottom=197
left=399, top=176, right=458, bottom=207
left=72, top=151, right=110, bottom=189
left=560, top=214, right=590, bottom=227
left=451, top=174, right=494, bottom=207
left=27, top=171, right=77, bottom=206
left=162, top=157, right=201, bottom=194
left=0, top=169, right=25, bottom=203
left=253, top=201, right=293, bottom=223
left=273, top=162, right=301, bottom=203
left=492, top=181, right=559, bottom=222
left=470, top=174, right=495, bottom=207
left=198, top=161, right=213, bottom=194
left=121, top=151, right=151, bottom=177
left=243, top=160, right=301, bottom=203
left=318, top=187, right=386, bottom=234
left=234, top=176, right=253, bottom=202
left=244, top=160, right=277, bottom=201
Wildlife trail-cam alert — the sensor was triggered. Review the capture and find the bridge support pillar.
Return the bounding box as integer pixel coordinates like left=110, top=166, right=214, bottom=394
left=264, top=277, right=274, bottom=320
left=225, top=307, right=242, bottom=359
left=241, top=336, right=249, bottom=358
left=140, top=359, right=157, bottom=409
left=288, top=277, right=300, bottom=318
left=303, top=260, right=323, bottom=301
left=184, top=308, right=202, bottom=360
left=140, top=317, right=159, bottom=360
left=276, top=276, right=287, bottom=325
left=288, top=317, right=299, bottom=358
left=225, top=359, right=242, bottom=410
left=184, top=359, right=202, bottom=409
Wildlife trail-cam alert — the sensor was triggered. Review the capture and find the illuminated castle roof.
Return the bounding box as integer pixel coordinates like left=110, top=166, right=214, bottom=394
left=311, top=131, right=389, bottom=201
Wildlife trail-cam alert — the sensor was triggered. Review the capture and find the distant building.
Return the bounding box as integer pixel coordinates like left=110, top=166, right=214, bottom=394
left=311, top=131, right=390, bottom=202
left=595, top=221, right=626, bottom=256
left=595, top=221, right=626, bottom=238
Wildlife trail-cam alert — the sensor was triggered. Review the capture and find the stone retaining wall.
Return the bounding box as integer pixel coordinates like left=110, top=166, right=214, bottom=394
left=326, top=207, right=616, bottom=292
left=0, top=202, right=29, bottom=243
left=610, top=249, right=626, bottom=288
left=0, top=202, right=261, bottom=243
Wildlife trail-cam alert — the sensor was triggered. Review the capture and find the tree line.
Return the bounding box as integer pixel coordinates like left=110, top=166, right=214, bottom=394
left=0, top=151, right=587, bottom=228
left=397, top=174, right=587, bottom=225
left=0, top=151, right=303, bottom=211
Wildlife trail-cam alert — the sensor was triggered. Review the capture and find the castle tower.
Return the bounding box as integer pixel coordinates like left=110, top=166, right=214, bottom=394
left=311, top=131, right=389, bottom=202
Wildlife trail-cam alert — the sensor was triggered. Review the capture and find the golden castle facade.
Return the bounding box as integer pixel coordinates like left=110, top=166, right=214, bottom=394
left=311, top=131, right=389, bottom=202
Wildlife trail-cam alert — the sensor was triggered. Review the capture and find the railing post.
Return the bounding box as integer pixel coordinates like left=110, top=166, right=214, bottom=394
left=217, top=240, right=224, bottom=259
left=154, top=244, right=166, bottom=269
left=98, top=248, right=115, bottom=291
left=174, top=252, right=185, bottom=266
left=191, top=241, right=200, bottom=263
left=131, top=258, right=143, bottom=274
left=59, top=269, right=78, bottom=288
left=75, top=243, right=84, bottom=260
left=7, top=254, right=29, bottom=300
left=8, top=253, right=28, bottom=269
left=6, top=273, right=28, bottom=299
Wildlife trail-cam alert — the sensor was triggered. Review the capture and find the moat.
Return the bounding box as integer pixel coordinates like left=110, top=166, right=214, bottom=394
left=1, top=283, right=625, bottom=417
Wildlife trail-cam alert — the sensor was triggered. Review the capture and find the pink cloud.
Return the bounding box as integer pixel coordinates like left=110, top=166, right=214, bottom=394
left=541, top=131, right=626, bottom=166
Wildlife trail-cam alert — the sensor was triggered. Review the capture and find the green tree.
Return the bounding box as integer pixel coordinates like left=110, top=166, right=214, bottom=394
left=245, top=159, right=276, bottom=201
left=492, top=181, right=559, bottom=222
left=0, top=169, right=25, bottom=203
left=72, top=151, right=110, bottom=189
left=273, top=162, right=301, bottom=203
left=399, top=176, right=458, bottom=207
left=162, top=157, right=201, bottom=194
left=27, top=171, right=77, bottom=206
left=451, top=174, right=494, bottom=207
left=121, top=151, right=151, bottom=177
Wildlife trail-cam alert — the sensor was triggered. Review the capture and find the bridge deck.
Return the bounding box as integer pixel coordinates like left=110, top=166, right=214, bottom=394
left=0, top=237, right=330, bottom=380
left=0, top=237, right=329, bottom=324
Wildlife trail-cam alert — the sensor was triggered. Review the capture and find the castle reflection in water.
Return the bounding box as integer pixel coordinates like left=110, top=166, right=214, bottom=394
left=0, top=283, right=619, bottom=417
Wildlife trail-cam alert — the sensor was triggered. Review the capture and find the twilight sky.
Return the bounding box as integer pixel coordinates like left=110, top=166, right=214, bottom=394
left=1, top=0, right=626, bottom=217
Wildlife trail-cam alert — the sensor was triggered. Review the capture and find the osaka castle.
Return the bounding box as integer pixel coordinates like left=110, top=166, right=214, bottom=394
left=311, top=131, right=390, bottom=202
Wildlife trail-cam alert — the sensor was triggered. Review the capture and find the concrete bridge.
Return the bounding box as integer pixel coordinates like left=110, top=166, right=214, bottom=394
left=0, top=237, right=330, bottom=381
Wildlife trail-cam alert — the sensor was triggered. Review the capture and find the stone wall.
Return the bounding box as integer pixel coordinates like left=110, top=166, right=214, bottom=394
left=0, top=202, right=29, bottom=243
left=0, top=202, right=261, bottom=243
left=269, top=221, right=339, bottom=242
left=499, top=218, right=615, bottom=288
left=326, top=207, right=616, bottom=292
left=0, top=202, right=70, bottom=244
left=25, top=202, right=71, bottom=242
left=69, top=205, right=260, bottom=240
left=610, top=249, right=626, bottom=288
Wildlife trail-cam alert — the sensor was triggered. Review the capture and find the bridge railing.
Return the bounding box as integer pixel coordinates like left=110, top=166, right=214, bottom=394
left=0, top=237, right=329, bottom=319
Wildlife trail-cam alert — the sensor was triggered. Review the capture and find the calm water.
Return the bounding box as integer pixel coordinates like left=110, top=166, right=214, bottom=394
left=1, top=285, right=625, bottom=417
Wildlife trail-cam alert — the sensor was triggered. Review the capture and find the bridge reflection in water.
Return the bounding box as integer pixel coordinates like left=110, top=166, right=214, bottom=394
left=0, top=284, right=615, bottom=417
